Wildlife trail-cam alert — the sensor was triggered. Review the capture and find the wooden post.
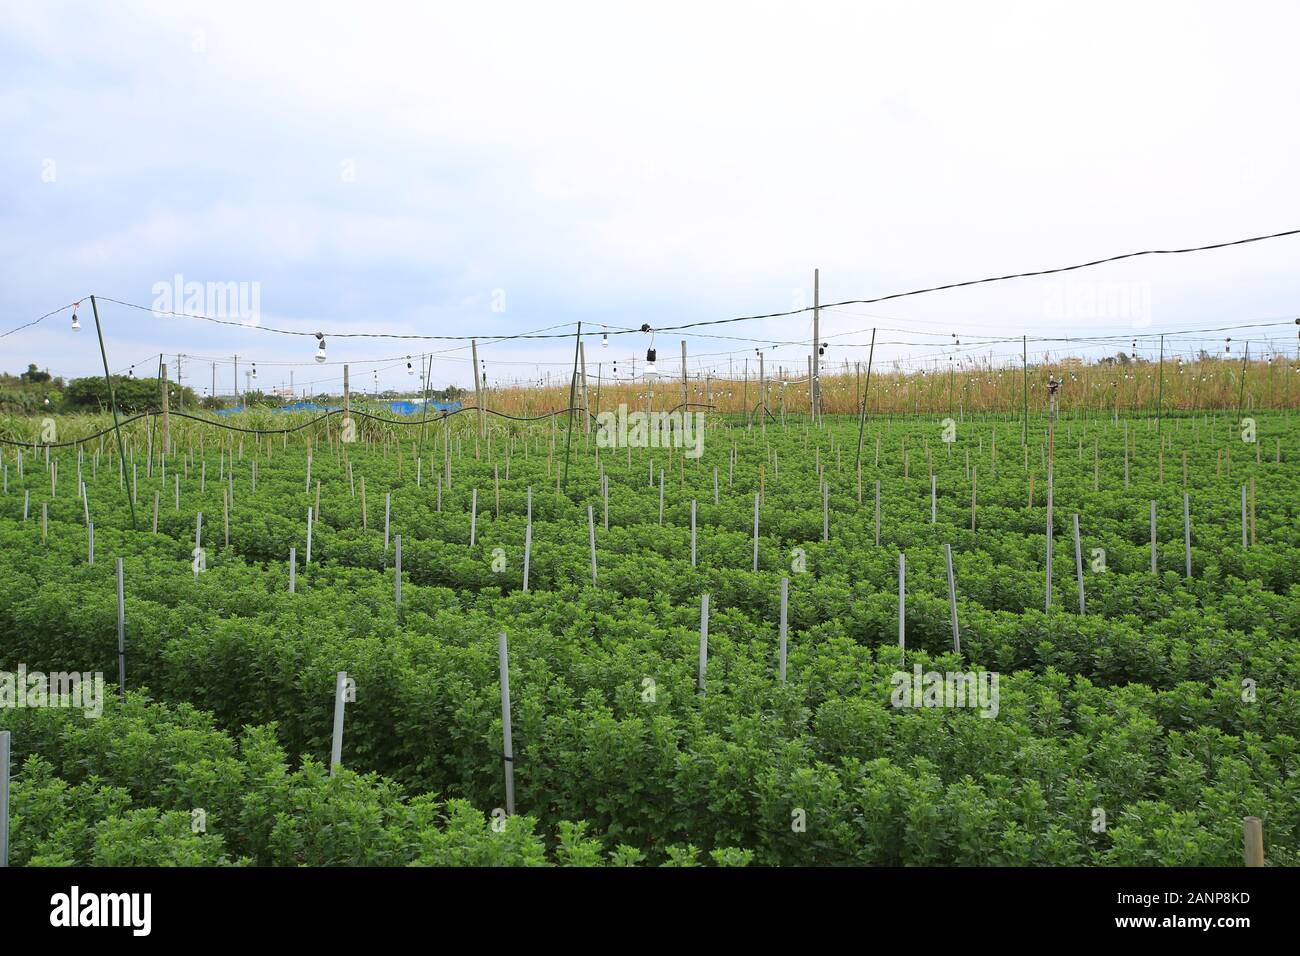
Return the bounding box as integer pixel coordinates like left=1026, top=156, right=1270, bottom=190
left=1241, top=484, right=1248, bottom=547
left=522, top=486, right=534, bottom=591
left=306, top=508, right=313, bottom=564
left=874, top=479, right=881, bottom=546
left=897, top=552, right=906, bottom=652
left=822, top=480, right=829, bottom=542
left=811, top=268, right=820, bottom=422
left=116, top=558, right=127, bottom=702
left=394, top=534, right=403, bottom=614
left=386, top=492, right=394, bottom=550
left=1150, top=499, right=1158, bottom=574
left=931, top=474, right=937, bottom=524
left=690, top=499, right=697, bottom=567
left=1183, top=493, right=1191, bottom=577
left=580, top=340, right=590, bottom=434
left=1250, top=475, right=1256, bottom=547
left=498, top=632, right=516, bottom=815
left=697, top=593, right=710, bottom=694
left=343, top=364, right=351, bottom=437
left=471, top=339, right=486, bottom=441
left=1243, top=816, right=1264, bottom=867
left=752, top=492, right=760, bottom=571
left=1045, top=468, right=1054, bottom=610
left=289, top=547, right=296, bottom=592
left=1073, top=513, right=1086, bottom=614
left=160, top=362, right=170, bottom=451
left=588, top=504, right=598, bottom=585
left=778, top=577, right=788, bottom=685
left=944, top=543, right=960, bottom=654
left=330, top=671, right=348, bottom=776
left=681, top=340, right=689, bottom=414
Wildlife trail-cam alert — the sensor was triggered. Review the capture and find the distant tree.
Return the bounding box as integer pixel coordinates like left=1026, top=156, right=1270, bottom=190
left=239, top=390, right=285, bottom=408
left=20, top=363, right=51, bottom=384
left=63, top=376, right=198, bottom=413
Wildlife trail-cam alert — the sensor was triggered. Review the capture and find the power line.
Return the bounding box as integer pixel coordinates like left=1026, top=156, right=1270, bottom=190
left=6, top=226, right=1299, bottom=347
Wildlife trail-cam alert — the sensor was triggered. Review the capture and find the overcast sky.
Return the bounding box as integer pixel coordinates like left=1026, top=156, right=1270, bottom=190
left=2, top=0, right=1298, bottom=396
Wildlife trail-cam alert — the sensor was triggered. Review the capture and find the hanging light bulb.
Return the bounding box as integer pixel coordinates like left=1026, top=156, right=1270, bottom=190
left=251, top=362, right=257, bottom=379
left=315, top=333, right=327, bottom=363
left=128, top=366, right=135, bottom=378
left=407, top=356, right=414, bottom=376
left=602, top=331, right=609, bottom=349
left=645, top=347, right=657, bottom=376
left=71, top=302, right=81, bottom=332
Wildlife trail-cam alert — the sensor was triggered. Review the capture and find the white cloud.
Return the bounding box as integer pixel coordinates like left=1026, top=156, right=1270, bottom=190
left=2, top=0, right=1298, bottom=389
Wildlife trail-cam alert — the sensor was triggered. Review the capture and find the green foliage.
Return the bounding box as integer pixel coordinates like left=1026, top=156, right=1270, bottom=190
left=0, top=409, right=1297, bottom=866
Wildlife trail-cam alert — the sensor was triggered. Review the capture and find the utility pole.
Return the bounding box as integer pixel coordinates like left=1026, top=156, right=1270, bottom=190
left=1157, top=334, right=1165, bottom=432
left=161, top=362, right=170, bottom=451
left=580, top=339, right=590, bottom=433
left=471, top=339, right=485, bottom=438
left=1022, top=336, right=1028, bottom=444
left=812, top=268, right=820, bottom=424
left=681, top=339, right=688, bottom=411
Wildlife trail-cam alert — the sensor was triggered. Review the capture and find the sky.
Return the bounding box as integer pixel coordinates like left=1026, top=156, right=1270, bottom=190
left=2, top=0, right=1298, bottom=397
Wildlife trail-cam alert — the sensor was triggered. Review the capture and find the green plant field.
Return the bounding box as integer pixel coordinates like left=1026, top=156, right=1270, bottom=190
left=1, top=409, right=1297, bottom=865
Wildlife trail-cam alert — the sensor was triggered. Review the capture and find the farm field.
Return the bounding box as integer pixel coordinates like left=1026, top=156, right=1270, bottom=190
left=1, top=407, right=1297, bottom=866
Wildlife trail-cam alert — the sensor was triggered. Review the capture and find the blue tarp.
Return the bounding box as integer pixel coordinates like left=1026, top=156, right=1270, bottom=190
left=386, top=400, right=462, bottom=415
left=214, top=403, right=340, bottom=416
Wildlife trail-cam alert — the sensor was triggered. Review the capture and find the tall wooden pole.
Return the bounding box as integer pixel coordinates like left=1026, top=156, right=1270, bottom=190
left=1022, top=335, right=1028, bottom=445
left=160, top=362, right=170, bottom=453
left=471, top=338, right=486, bottom=439
left=562, top=323, right=582, bottom=492
left=89, top=296, right=136, bottom=529
left=580, top=340, right=590, bottom=434
left=1157, top=334, right=1165, bottom=433
left=681, top=340, right=688, bottom=411
left=812, top=268, right=820, bottom=423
